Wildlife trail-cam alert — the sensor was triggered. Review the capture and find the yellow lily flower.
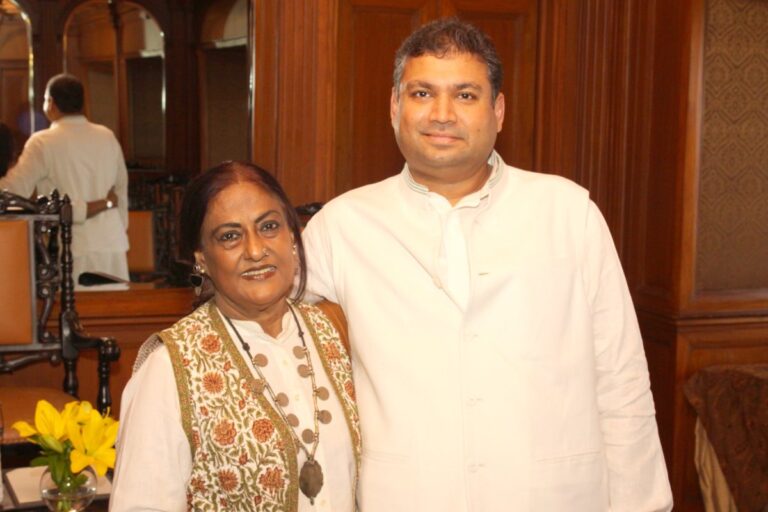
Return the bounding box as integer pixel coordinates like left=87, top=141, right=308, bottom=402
left=12, top=400, right=68, bottom=453
left=11, top=419, right=37, bottom=438
left=63, top=400, right=93, bottom=425
left=68, top=408, right=119, bottom=476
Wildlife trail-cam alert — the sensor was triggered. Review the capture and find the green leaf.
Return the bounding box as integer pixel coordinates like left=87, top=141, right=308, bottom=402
left=39, top=434, right=65, bottom=453
left=73, top=473, right=88, bottom=487
left=30, top=456, right=50, bottom=467
left=51, top=457, right=67, bottom=487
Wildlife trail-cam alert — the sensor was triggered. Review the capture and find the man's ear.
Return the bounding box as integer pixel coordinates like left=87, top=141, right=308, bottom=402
left=494, top=92, right=505, bottom=133
left=390, top=87, right=400, bottom=129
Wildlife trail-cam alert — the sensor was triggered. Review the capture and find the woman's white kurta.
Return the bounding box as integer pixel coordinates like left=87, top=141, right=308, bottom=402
left=110, top=308, right=356, bottom=512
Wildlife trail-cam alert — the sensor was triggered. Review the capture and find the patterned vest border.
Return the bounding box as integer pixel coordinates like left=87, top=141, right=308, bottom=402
left=150, top=301, right=360, bottom=511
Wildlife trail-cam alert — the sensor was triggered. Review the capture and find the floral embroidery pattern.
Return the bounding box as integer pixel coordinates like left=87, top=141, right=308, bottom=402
left=258, top=467, right=285, bottom=493
left=190, top=476, right=206, bottom=494
left=344, top=380, right=356, bottom=401
left=160, top=301, right=360, bottom=511
left=218, top=468, right=239, bottom=492
left=212, top=419, right=236, bottom=446
left=200, top=334, right=220, bottom=353
left=252, top=418, right=274, bottom=442
left=322, top=342, right=342, bottom=361
left=203, top=372, right=225, bottom=394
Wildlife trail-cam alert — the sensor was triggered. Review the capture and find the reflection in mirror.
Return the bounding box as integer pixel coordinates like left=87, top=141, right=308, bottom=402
left=64, top=0, right=165, bottom=168
left=64, top=2, right=117, bottom=132
left=199, top=0, right=249, bottom=170
left=0, top=0, right=34, bottom=173
left=63, top=1, right=184, bottom=287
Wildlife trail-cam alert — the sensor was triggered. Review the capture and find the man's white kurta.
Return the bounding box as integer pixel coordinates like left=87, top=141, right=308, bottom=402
left=0, top=115, right=129, bottom=281
left=302, top=152, right=672, bottom=511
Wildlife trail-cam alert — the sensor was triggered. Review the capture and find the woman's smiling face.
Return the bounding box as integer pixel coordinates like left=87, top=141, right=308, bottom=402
left=195, top=180, right=296, bottom=321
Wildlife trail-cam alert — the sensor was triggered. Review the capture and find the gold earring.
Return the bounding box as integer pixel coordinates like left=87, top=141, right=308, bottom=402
left=190, top=263, right=205, bottom=294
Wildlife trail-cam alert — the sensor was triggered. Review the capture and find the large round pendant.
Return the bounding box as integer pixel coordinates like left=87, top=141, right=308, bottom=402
left=299, top=458, right=324, bottom=504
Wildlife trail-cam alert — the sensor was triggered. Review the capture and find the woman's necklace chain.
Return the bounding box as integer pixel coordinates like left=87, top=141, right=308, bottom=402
left=224, top=302, right=325, bottom=504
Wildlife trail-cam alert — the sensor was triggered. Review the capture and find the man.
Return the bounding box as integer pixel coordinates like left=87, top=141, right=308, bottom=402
left=302, top=18, right=672, bottom=511
left=0, top=74, right=129, bottom=283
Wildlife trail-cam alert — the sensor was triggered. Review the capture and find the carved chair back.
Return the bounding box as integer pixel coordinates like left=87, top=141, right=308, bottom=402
left=0, top=190, right=120, bottom=445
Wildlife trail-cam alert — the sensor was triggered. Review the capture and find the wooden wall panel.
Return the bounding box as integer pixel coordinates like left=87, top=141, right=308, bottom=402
left=270, top=0, right=333, bottom=205
left=446, top=0, right=538, bottom=171
left=536, top=0, right=659, bottom=263
left=335, top=0, right=436, bottom=193
left=628, top=0, right=691, bottom=316
left=534, top=0, right=581, bottom=181
left=250, top=0, right=279, bottom=173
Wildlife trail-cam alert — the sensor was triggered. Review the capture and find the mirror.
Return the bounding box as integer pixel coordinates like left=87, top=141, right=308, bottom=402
left=64, top=0, right=165, bottom=169
left=199, top=0, right=249, bottom=170
left=0, top=0, right=34, bottom=174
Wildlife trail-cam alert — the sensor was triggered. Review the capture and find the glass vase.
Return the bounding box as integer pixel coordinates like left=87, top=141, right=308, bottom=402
left=39, top=466, right=97, bottom=512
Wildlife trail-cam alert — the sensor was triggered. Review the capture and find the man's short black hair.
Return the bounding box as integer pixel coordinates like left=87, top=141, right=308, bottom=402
left=46, top=74, right=84, bottom=114
left=393, top=17, right=503, bottom=100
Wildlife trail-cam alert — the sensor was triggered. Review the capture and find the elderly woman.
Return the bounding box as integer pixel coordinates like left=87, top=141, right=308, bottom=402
left=110, top=162, right=360, bottom=511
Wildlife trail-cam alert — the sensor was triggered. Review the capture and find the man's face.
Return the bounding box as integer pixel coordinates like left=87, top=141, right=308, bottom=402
left=390, top=52, right=504, bottom=184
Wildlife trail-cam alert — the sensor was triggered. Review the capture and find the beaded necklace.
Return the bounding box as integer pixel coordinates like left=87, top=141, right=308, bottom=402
left=224, top=302, right=325, bottom=504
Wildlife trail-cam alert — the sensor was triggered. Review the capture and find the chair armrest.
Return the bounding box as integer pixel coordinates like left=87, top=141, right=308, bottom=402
left=60, top=310, right=121, bottom=414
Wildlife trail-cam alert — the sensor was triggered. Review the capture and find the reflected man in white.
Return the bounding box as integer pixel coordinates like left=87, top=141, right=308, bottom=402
left=0, top=74, right=129, bottom=283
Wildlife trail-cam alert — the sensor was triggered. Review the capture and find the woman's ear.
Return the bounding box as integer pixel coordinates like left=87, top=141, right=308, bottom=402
left=194, top=250, right=206, bottom=272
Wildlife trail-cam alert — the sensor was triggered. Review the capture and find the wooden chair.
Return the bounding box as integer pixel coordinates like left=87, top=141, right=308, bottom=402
left=0, top=190, right=120, bottom=447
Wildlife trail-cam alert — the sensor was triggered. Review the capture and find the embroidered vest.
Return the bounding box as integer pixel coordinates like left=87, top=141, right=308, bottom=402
left=153, top=301, right=360, bottom=511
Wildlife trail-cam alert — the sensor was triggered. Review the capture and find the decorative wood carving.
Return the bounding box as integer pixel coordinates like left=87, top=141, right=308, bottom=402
left=0, top=190, right=121, bottom=413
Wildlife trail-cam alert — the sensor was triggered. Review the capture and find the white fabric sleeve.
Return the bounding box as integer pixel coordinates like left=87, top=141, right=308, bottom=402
left=302, top=211, right=339, bottom=304
left=0, top=136, right=47, bottom=197
left=109, top=345, right=191, bottom=512
left=114, top=140, right=129, bottom=230
left=70, top=199, right=88, bottom=224
left=584, top=201, right=673, bottom=512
